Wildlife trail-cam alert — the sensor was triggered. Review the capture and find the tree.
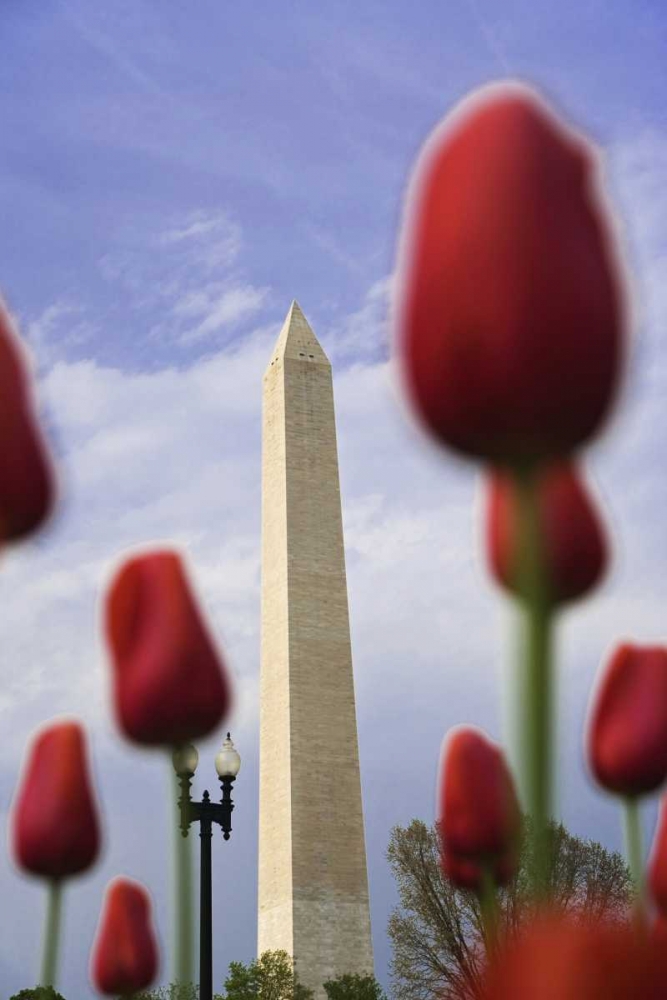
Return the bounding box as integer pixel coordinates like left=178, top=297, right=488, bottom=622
left=222, top=950, right=314, bottom=1000
left=129, top=985, right=200, bottom=1000
left=387, top=818, right=633, bottom=1000
left=323, top=973, right=386, bottom=1000
left=9, top=990, right=66, bottom=1000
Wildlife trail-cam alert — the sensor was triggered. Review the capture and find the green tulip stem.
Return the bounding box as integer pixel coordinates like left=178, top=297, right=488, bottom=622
left=479, top=865, right=499, bottom=953
left=172, top=759, right=194, bottom=986
left=623, top=797, right=645, bottom=908
left=515, top=465, right=554, bottom=897
left=41, top=878, right=62, bottom=988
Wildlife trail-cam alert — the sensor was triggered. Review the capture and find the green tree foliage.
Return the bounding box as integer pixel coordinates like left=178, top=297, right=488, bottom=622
left=322, top=973, right=387, bottom=1000
left=221, top=950, right=314, bottom=1000
left=387, top=818, right=633, bottom=1000
left=9, top=990, right=66, bottom=1000
left=129, top=985, right=199, bottom=1000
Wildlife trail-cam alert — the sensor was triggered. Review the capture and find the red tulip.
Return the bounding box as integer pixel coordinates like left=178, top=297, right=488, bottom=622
left=441, top=845, right=516, bottom=891
left=0, top=300, right=55, bottom=541
left=13, top=721, right=100, bottom=879
left=91, top=878, right=158, bottom=995
left=485, top=462, right=608, bottom=605
left=395, top=83, right=626, bottom=466
left=650, top=914, right=667, bottom=949
left=438, top=727, right=520, bottom=887
left=587, top=644, right=667, bottom=796
left=648, top=795, right=667, bottom=914
left=482, top=913, right=666, bottom=999
left=105, top=549, right=232, bottom=745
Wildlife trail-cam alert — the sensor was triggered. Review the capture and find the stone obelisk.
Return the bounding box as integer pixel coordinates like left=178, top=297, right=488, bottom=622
left=258, top=301, right=374, bottom=996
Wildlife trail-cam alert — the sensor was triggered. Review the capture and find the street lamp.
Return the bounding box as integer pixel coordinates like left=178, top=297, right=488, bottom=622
left=173, top=733, right=241, bottom=1000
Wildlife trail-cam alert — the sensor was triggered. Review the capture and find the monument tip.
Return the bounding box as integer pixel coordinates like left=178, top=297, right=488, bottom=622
left=268, top=299, right=330, bottom=366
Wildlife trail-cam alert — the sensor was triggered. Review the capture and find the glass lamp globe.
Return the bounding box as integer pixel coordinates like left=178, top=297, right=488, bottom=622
left=172, top=743, right=199, bottom=777
left=215, top=733, right=241, bottom=778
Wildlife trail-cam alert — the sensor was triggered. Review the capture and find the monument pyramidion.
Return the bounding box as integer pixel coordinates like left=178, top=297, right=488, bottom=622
left=259, top=301, right=374, bottom=997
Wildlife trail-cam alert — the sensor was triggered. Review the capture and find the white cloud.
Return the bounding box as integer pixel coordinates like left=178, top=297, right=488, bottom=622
left=326, top=276, right=393, bottom=363
left=177, top=284, right=270, bottom=344
left=157, top=209, right=243, bottom=271
left=302, top=222, right=367, bottom=274
left=98, top=208, right=267, bottom=349
left=25, top=301, right=95, bottom=370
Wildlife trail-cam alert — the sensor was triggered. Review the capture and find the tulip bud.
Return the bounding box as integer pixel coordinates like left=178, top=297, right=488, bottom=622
left=650, top=915, right=667, bottom=949
left=0, top=301, right=55, bottom=542
left=91, top=878, right=158, bottom=995
left=587, top=644, right=667, bottom=796
left=437, top=727, right=520, bottom=882
left=482, top=913, right=667, bottom=999
left=648, top=795, right=667, bottom=915
left=105, top=549, right=232, bottom=746
left=395, top=83, right=626, bottom=466
left=485, top=462, right=608, bottom=605
left=441, top=850, right=482, bottom=890
left=441, top=844, right=516, bottom=891
left=13, top=721, right=101, bottom=879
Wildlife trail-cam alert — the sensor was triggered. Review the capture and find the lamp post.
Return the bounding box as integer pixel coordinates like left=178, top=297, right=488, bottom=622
left=173, top=733, right=241, bottom=1000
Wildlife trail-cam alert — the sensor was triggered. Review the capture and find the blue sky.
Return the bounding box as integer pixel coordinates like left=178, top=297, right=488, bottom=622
left=1, top=2, right=667, bottom=997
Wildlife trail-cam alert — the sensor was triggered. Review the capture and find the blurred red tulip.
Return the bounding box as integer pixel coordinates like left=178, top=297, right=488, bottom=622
left=441, top=844, right=516, bottom=891
left=648, top=795, right=667, bottom=915
left=438, top=727, right=520, bottom=888
left=650, top=914, right=667, bottom=949
left=486, top=462, right=608, bottom=605
left=395, top=83, right=626, bottom=466
left=91, top=878, right=158, bottom=995
left=482, top=912, right=666, bottom=999
left=0, top=301, right=55, bottom=541
left=13, top=721, right=100, bottom=879
left=105, top=550, right=232, bottom=745
left=587, top=644, right=667, bottom=796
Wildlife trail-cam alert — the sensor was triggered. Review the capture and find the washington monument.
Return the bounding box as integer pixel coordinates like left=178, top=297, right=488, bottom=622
left=258, top=301, right=374, bottom=996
